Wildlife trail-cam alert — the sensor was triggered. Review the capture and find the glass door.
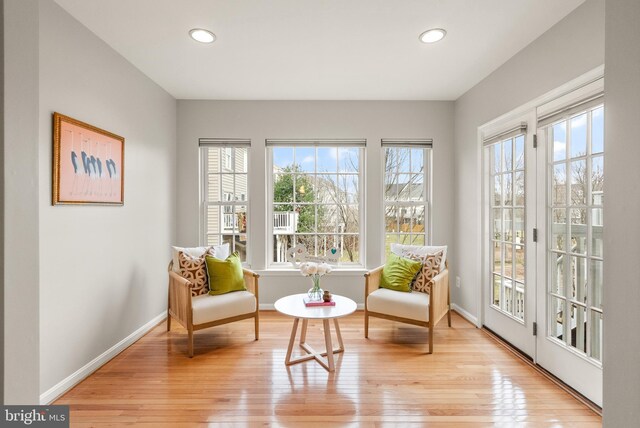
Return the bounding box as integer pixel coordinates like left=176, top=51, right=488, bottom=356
left=482, top=116, right=536, bottom=357
left=536, top=102, right=604, bottom=406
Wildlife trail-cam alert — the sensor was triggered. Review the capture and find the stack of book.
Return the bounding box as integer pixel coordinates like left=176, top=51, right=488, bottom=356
left=303, top=297, right=336, bottom=307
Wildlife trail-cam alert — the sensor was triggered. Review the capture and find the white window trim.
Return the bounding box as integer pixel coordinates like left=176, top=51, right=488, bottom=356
left=266, top=141, right=366, bottom=269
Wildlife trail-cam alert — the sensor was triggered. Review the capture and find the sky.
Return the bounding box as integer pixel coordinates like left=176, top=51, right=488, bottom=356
left=273, top=147, right=359, bottom=172
left=553, top=106, right=604, bottom=161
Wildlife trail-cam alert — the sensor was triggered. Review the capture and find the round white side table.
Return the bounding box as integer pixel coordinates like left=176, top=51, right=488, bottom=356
left=274, top=293, right=357, bottom=372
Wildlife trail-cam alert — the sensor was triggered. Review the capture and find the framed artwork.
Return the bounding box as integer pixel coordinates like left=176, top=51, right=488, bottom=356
left=52, top=112, right=124, bottom=205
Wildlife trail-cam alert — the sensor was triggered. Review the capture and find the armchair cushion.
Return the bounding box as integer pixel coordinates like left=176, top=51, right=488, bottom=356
left=406, top=250, right=444, bottom=294
left=178, top=251, right=209, bottom=296
left=192, top=291, right=256, bottom=325
left=380, top=253, right=422, bottom=292
left=171, top=243, right=230, bottom=273
left=391, top=243, right=448, bottom=272
left=367, top=288, right=430, bottom=322
left=206, top=252, right=246, bottom=295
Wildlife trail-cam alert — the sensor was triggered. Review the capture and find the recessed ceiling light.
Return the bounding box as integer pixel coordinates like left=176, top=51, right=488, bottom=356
left=189, top=28, right=216, bottom=44
left=419, top=28, right=446, bottom=44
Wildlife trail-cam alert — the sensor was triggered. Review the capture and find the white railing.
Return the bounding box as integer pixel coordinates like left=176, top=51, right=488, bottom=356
left=223, top=213, right=236, bottom=231
left=273, top=211, right=298, bottom=234
left=221, top=211, right=298, bottom=234
left=514, top=287, right=524, bottom=320
left=503, top=280, right=525, bottom=320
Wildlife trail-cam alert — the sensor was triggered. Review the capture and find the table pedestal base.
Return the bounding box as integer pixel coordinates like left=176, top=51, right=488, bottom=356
left=285, top=318, right=344, bottom=372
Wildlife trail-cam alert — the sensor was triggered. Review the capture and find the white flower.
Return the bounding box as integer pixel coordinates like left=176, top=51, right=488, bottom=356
left=299, top=261, right=333, bottom=276
left=317, top=262, right=332, bottom=275
left=307, top=263, right=318, bottom=275
left=316, top=263, right=327, bottom=275
left=299, top=262, right=310, bottom=276
left=299, top=262, right=319, bottom=276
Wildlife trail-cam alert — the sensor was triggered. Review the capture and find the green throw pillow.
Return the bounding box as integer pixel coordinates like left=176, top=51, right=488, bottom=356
left=206, top=252, right=246, bottom=295
left=380, top=253, right=422, bottom=292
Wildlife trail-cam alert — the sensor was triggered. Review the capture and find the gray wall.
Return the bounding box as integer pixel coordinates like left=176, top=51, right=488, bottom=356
left=452, top=0, right=604, bottom=318
left=177, top=101, right=454, bottom=304
left=3, top=0, right=40, bottom=404
left=38, top=1, right=176, bottom=396
left=603, top=0, right=640, bottom=425
left=0, top=0, right=4, bottom=405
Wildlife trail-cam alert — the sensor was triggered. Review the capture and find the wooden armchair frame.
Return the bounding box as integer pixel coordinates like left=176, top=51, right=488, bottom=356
left=167, top=262, right=260, bottom=357
left=364, top=262, right=451, bottom=354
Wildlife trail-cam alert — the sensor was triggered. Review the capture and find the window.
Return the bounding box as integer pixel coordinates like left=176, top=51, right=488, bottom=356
left=487, top=132, right=526, bottom=320
left=545, top=104, right=604, bottom=360
left=383, top=141, right=432, bottom=258
left=200, top=139, right=250, bottom=262
left=267, top=140, right=365, bottom=266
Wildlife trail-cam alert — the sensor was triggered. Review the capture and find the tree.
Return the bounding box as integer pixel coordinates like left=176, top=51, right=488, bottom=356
left=273, top=165, right=326, bottom=259
left=383, top=148, right=425, bottom=253
left=273, top=165, right=316, bottom=232
left=316, top=152, right=361, bottom=262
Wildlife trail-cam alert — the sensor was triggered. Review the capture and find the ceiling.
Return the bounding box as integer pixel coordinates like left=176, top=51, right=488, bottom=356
left=54, top=0, right=584, bottom=100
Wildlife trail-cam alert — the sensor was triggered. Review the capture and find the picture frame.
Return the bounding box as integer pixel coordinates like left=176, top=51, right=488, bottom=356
left=52, top=112, right=125, bottom=205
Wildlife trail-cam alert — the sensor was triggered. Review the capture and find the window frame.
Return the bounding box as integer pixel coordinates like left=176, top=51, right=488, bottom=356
left=199, top=140, right=251, bottom=266
left=381, top=141, right=433, bottom=261
left=266, top=141, right=366, bottom=269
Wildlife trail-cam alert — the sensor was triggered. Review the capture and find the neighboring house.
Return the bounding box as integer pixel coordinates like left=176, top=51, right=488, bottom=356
left=207, top=148, right=248, bottom=255
left=384, top=182, right=425, bottom=233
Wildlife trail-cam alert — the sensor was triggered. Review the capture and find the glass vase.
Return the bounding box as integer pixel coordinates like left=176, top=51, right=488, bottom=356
left=307, top=275, right=323, bottom=301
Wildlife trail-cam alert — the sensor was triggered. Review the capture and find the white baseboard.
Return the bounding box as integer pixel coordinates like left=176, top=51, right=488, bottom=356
left=40, top=311, right=167, bottom=405
left=451, top=303, right=479, bottom=326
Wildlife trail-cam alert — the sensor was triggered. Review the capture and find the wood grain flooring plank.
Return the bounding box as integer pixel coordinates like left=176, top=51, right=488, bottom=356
left=55, top=311, right=601, bottom=427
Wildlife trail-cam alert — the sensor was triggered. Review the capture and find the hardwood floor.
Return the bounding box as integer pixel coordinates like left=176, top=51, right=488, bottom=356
left=56, top=311, right=602, bottom=427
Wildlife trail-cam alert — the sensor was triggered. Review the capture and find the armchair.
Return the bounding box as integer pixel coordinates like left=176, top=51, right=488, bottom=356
left=167, top=261, right=260, bottom=357
left=364, top=261, right=451, bottom=354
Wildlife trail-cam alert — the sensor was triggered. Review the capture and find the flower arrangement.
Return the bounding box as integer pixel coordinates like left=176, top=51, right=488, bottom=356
left=300, top=262, right=332, bottom=301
